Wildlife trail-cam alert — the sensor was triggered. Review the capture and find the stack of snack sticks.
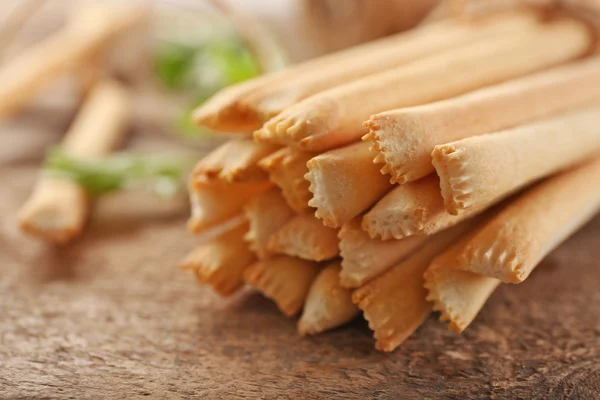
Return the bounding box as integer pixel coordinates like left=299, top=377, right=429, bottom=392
left=182, top=7, right=600, bottom=351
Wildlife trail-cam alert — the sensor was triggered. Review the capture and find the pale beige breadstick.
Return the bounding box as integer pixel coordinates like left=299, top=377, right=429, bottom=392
left=243, top=255, right=320, bottom=316
left=188, top=180, right=272, bottom=234
left=338, top=217, right=428, bottom=288
left=258, top=148, right=317, bottom=213
left=181, top=224, right=256, bottom=297
left=433, top=105, right=600, bottom=215
left=268, top=213, right=339, bottom=261
left=306, top=142, right=393, bottom=228
left=0, top=3, right=145, bottom=119
left=242, top=10, right=542, bottom=120
left=365, top=57, right=600, bottom=185
left=424, top=232, right=501, bottom=333
left=244, top=188, right=296, bottom=259
left=352, top=221, right=473, bottom=352
left=18, top=79, right=131, bottom=243
left=192, top=139, right=279, bottom=183
left=449, top=157, right=600, bottom=283
left=254, top=17, right=591, bottom=151
left=362, top=175, right=484, bottom=240
left=298, top=261, right=360, bottom=335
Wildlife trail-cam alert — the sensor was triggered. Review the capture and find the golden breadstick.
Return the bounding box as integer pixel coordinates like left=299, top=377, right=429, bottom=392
left=433, top=105, right=600, bottom=215
left=192, top=138, right=279, bottom=183
left=0, top=3, right=145, bottom=119
left=338, top=217, right=427, bottom=288
left=181, top=224, right=255, bottom=297
left=242, top=10, right=541, bottom=120
left=424, top=232, right=501, bottom=333
left=243, top=255, right=320, bottom=316
left=268, top=213, right=339, bottom=261
left=353, top=221, right=472, bottom=352
left=306, top=142, right=393, bottom=228
left=258, top=147, right=317, bottom=213
left=362, top=175, right=485, bottom=240
left=298, top=261, right=360, bottom=335
left=365, top=57, right=600, bottom=185
left=188, top=180, right=271, bottom=234
left=254, top=17, right=591, bottom=151
left=449, top=157, right=600, bottom=283
left=18, top=79, right=131, bottom=243
left=244, top=188, right=296, bottom=259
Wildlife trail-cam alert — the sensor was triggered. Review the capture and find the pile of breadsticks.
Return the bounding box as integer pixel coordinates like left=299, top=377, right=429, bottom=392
left=182, top=7, right=600, bottom=352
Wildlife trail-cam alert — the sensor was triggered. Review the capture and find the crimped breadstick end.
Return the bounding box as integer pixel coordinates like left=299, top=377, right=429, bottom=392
left=454, top=157, right=600, bottom=283
left=306, top=142, right=392, bottom=228
left=192, top=139, right=279, bottom=183
left=362, top=175, right=483, bottom=240
left=339, top=217, right=427, bottom=288
left=365, top=57, right=600, bottom=185
left=258, top=148, right=317, bottom=213
left=255, top=16, right=592, bottom=151
left=188, top=180, right=272, bottom=234
left=244, top=188, right=296, bottom=259
left=433, top=105, right=600, bottom=215
left=243, top=255, right=320, bottom=317
left=268, top=214, right=339, bottom=262
left=352, top=222, right=472, bottom=352
left=298, top=262, right=360, bottom=336
left=181, top=224, right=255, bottom=297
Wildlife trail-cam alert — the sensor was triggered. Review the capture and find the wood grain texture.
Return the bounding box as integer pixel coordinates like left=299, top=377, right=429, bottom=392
left=1, top=118, right=600, bottom=400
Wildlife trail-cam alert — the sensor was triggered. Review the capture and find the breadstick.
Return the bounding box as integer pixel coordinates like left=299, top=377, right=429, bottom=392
left=424, top=231, right=501, bottom=333
left=192, top=139, right=279, bottom=183
left=258, top=148, right=317, bottom=213
left=362, top=175, right=485, bottom=240
left=244, top=188, right=296, bottom=259
left=243, top=255, right=320, bottom=316
left=18, top=79, right=131, bottom=243
left=365, top=57, right=600, bottom=185
left=306, top=142, right=393, bottom=228
left=268, top=213, right=339, bottom=261
left=0, top=3, right=145, bottom=119
left=298, top=261, right=360, bottom=336
left=339, top=217, right=427, bottom=288
left=449, top=157, right=600, bottom=283
left=254, top=17, right=591, bottom=151
left=181, top=224, right=255, bottom=297
left=188, top=180, right=271, bottom=234
left=433, top=105, right=600, bottom=215
left=352, top=221, right=473, bottom=352
left=242, top=10, right=542, bottom=120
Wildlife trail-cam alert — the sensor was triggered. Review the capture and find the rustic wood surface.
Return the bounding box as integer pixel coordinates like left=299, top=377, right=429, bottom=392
left=1, top=107, right=600, bottom=400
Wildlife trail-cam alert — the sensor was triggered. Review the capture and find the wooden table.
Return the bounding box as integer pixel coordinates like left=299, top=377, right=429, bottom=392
left=1, top=107, right=599, bottom=399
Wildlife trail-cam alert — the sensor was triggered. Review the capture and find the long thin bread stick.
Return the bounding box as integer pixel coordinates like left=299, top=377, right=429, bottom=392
left=298, top=261, right=360, bottom=336
left=242, top=10, right=542, bottom=121
left=181, top=224, right=255, bottom=297
left=188, top=180, right=271, bottom=234
left=362, top=175, right=487, bottom=240
left=0, top=3, right=145, bottom=119
left=365, top=56, right=600, bottom=185
left=192, top=139, right=279, bottom=183
left=254, top=17, right=591, bottom=151
left=449, top=157, right=600, bottom=283
left=339, top=217, right=428, bottom=289
left=18, top=79, right=131, bottom=243
left=244, top=188, right=296, bottom=259
left=306, top=142, right=393, bottom=228
left=258, top=147, right=317, bottom=213
left=432, top=105, right=600, bottom=215
left=268, top=213, right=339, bottom=262
left=352, top=220, right=474, bottom=352
left=243, top=255, right=320, bottom=317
